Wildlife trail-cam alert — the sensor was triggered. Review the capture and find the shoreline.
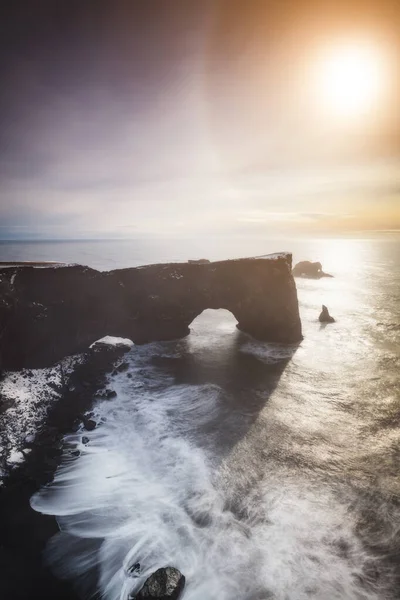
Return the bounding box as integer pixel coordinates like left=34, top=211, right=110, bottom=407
left=0, top=339, right=132, bottom=600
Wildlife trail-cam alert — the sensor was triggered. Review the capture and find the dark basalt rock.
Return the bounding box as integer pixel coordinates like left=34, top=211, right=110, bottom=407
left=319, top=305, right=335, bottom=323
left=127, top=562, right=141, bottom=577
left=116, top=361, right=129, bottom=372
left=292, top=260, right=333, bottom=279
left=0, top=254, right=302, bottom=370
left=0, top=341, right=131, bottom=600
left=134, top=567, right=185, bottom=600
left=0, top=396, right=15, bottom=414
left=96, top=388, right=117, bottom=399
left=82, top=418, right=97, bottom=431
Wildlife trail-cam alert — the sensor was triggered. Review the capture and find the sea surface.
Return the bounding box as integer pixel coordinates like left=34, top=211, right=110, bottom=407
left=3, top=235, right=400, bottom=600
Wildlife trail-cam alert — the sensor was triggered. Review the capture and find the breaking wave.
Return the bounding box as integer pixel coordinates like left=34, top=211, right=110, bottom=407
left=31, top=310, right=400, bottom=600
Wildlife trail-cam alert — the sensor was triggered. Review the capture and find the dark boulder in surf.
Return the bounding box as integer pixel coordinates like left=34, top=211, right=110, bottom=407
left=319, top=305, right=335, bottom=323
left=292, top=260, right=333, bottom=279
left=82, top=418, right=96, bottom=431
left=0, top=253, right=302, bottom=370
left=135, top=567, right=185, bottom=600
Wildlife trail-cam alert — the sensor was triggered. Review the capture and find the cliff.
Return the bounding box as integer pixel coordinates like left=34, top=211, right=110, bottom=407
left=0, top=253, right=302, bottom=370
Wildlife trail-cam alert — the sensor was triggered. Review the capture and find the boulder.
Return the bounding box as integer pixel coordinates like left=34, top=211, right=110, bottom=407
left=82, top=418, right=96, bottom=431
left=319, top=305, right=335, bottom=323
left=292, top=261, right=333, bottom=279
left=135, top=567, right=185, bottom=600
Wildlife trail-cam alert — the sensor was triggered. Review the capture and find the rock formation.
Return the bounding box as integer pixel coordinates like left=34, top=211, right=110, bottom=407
left=319, top=305, right=335, bottom=323
left=292, top=261, right=333, bottom=279
left=134, top=567, right=185, bottom=599
left=0, top=339, right=131, bottom=600
left=0, top=253, right=302, bottom=370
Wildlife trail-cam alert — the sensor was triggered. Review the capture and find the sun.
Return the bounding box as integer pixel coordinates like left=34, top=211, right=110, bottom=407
left=313, top=41, right=387, bottom=121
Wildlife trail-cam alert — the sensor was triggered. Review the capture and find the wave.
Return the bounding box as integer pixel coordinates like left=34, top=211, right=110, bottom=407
left=239, top=341, right=298, bottom=364
left=31, top=341, right=389, bottom=600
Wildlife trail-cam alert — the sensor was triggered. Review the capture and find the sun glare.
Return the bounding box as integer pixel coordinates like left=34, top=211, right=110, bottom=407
left=314, top=41, right=387, bottom=121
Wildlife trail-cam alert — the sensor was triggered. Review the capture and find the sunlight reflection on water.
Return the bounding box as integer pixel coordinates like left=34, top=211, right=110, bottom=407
left=27, top=235, right=400, bottom=600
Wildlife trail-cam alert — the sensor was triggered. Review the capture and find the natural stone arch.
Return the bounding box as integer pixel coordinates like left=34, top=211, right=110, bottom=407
left=186, top=307, right=239, bottom=338
left=0, top=254, right=302, bottom=370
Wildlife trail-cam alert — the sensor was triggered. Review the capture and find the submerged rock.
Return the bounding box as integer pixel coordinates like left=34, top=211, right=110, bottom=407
left=319, top=305, right=335, bottom=323
left=127, top=562, right=141, bottom=577
left=135, top=567, right=185, bottom=600
left=292, top=260, right=333, bottom=279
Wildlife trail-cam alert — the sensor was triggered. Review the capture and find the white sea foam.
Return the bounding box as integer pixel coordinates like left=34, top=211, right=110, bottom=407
left=3, top=235, right=398, bottom=599
left=239, top=341, right=298, bottom=364
left=31, top=330, right=385, bottom=600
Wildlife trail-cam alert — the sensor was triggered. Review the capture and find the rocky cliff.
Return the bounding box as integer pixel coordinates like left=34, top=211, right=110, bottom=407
left=0, top=253, right=302, bottom=370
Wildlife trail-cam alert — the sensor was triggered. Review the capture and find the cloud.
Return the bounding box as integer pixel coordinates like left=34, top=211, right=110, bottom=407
left=1, top=150, right=399, bottom=239
left=238, top=211, right=315, bottom=223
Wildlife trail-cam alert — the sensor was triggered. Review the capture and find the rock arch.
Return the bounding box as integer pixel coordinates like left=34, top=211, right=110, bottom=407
left=0, top=253, right=302, bottom=370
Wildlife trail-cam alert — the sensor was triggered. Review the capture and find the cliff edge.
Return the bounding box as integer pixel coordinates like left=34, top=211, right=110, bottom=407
left=0, top=253, right=302, bottom=370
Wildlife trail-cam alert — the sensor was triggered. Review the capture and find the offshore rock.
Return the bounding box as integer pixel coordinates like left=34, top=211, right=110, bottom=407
left=0, top=253, right=302, bottom=370
left=135, top=567, right=185, bottom=600
left=319, top=305, right=335, bottom=323
left=292, top=260, right=333, bottom=279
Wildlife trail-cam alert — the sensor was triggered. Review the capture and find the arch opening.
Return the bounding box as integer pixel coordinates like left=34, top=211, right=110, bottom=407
left=186, top=309, right=239, bottom=355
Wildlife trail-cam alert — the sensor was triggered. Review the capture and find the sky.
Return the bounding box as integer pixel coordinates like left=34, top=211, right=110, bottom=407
left=0, top=0, right=399, bottom=240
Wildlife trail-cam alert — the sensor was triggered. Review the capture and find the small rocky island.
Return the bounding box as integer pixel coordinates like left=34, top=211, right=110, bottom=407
left=319, top=305, right=335, bottom=323
left=0, top=253, right=302, bottom=371
left=292, top=260, right=333, bottom=279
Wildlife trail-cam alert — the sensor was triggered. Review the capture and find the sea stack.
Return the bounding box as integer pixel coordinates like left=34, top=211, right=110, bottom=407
left=292, top=261, right=333, bottom=279
left=319, top=305, right=335, bottom=323
left=135, top=567, right=185, bottom=600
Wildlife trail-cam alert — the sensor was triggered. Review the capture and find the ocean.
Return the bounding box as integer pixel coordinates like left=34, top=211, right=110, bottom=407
left=3, top=235, right=400, bottom=599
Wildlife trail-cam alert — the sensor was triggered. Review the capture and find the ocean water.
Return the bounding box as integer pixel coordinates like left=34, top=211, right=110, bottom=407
left=4, top=236, right=400, bottom=599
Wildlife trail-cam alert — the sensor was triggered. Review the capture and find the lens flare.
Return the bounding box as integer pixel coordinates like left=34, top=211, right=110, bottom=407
left=314, top=41, right=387, bottom=121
